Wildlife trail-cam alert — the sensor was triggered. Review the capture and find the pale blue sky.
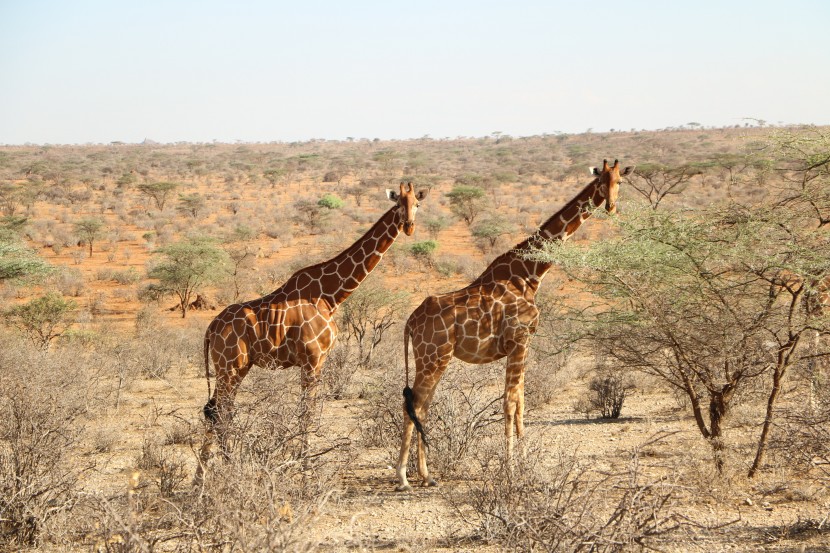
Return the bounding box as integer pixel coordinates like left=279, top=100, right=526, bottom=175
left=1, top=0, right=828, bottom=144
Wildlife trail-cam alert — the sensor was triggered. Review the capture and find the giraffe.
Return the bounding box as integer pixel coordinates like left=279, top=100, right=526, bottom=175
left=395, top=159, right=633, bottom=491
left=197, top=182, right=427, bottom=477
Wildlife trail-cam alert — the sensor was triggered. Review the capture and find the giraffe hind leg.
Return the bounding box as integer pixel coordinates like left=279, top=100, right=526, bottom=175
left=203, top=397, right=218, bottom=423
left=395, top=411, right=416, bottom=492
left=396, top=386, right=439, bottom=490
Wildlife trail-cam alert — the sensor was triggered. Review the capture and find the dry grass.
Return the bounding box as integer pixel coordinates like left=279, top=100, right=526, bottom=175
left=1, top=126, right=829, bottom=550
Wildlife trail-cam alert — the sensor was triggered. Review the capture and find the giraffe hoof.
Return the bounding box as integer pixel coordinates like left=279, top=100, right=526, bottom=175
left=423, top=478, right=439, bottom=488
left=395, top=484, right=413, bottom=492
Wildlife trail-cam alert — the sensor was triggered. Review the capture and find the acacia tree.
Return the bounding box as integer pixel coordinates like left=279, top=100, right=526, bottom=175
left=446, top=185, right=486, bottom=225
left=624, top=163, right=700, bottom=209
left=471, top=214, right=514, bottom=251
left=292, top=199, right=330, bottom=234
left=176, top=192, right=205, bottom=218
left=768, top=126, right=830, bottom=228
left=73, top=218, right=105, bottom=258
left=0, top=183, right=22, bottom=216
left=263, top=168, right=286, bottom=188
left=138, top=181, right=178, bottom=210
left=535, top=203, right=829, bottom=475
left=146, top=237, right=230, bottom=318
left=6, top=292, right=76, bottom=349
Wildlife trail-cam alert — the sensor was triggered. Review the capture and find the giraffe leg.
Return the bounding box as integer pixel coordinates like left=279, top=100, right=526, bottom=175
left=299, top=356, right=326, bottom=455
left=395, top=391, right=439, bottom=490
left=395, top=357, right=446, bottom=491
left=503, top=344, right=528, bottom=467
left=395, top=407, right=416, bottom=491
left=515, top=381, right=528, bottom=460
left=415, top=403, right=438, bottom=488
left=414, top=362, right=446, bottom=488
left=194, top=362, right=249, bottom=484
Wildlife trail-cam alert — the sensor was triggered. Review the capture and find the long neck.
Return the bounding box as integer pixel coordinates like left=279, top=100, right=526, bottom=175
left=471, top=178, right=605, bottom=287
left=286, top=205, right=403, bottom=309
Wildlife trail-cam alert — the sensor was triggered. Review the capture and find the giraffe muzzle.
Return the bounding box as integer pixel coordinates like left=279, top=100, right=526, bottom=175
left=403, top=221, right=415, bottom=235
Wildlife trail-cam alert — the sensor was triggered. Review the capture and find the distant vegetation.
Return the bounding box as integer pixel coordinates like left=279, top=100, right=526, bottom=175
left=0, top=125, right=829, bottom=550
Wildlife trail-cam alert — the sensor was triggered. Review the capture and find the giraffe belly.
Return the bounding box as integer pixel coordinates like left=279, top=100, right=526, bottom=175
left=454, top=320, right=503, bottom=364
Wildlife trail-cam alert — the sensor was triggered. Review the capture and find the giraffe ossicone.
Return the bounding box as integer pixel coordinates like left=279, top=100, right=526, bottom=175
left=394, top=159, right=633, bottom=491
left=195, top=182, right=427, bottom=482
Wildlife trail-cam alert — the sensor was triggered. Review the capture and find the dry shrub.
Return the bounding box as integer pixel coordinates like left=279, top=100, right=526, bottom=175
left=124, top=321, right=203, bottom=380
left=524, top=346, right=573, bottom=410
left=587, top=369, right=635, bottom=419
left=450, top=437, right=684, bottom=552
left=421, top=365, right=503, bottom=478
left=0, top=342, right=92, bottom=547
left=52, top=266, right=87, bottom=297
left=79, top=369, right=348, bottom=552
left=322, top=340, right=358, bottom=400
left=770, top=403, right=830, bottom=488
left=360, top=358, right=502, bottom=479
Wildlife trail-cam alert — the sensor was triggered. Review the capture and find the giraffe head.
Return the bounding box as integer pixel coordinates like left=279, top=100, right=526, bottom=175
left=590, top=159, right=634, bottom=214
left=386, top=181, right=428, bottom=236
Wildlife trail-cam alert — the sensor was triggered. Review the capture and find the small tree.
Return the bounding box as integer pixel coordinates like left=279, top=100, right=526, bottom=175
left=147, top=237, right=230, bottom=318
left=410, top=240, right=438, bottom=267
left=446, top=185, right=486, bottom=225
left=424, top=214, right=450, bottom=240
left=6, top=292, right=76, bottom=349
left=177, top=192, right=206, bottom=218
left=263, top=168, right=286, bottom=188
left=293, top=199, right=330, bottom=234
left=345, top=184, right=368, bottom=207
left=0, top=183, right=22, bottom=216
left=471, top=214, right=514, bottom=250
left=73, top=218, right=105, bottom=258
left=588, top=370, right=634, bottom=419
left=138, top=181, right=178, bottom=210
left=317, top=194, right=344, bottom=210
left=222, top=225, right=257, bottom=302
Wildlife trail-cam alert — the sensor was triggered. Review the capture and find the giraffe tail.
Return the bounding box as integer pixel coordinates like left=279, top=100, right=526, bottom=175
left=203, top=323, right=218, bottom=423
left=402, top=322, right=427, bottom=447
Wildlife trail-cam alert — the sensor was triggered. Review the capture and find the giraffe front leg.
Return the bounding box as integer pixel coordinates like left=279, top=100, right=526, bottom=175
left=504, top=344, right=528, bottom=468
left=416, top=410, right=438, bottom=488
left=194, top=393, right=231, bottom=485
left=299, top=358, right=325, bottom=456
left=194, top=362, right=248, bottom=485
left=194, top=422, right=214, bottom=487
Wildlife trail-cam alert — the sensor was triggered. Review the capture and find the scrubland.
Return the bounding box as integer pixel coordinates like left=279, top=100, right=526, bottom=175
left=1, top=126, right=829, bottom=551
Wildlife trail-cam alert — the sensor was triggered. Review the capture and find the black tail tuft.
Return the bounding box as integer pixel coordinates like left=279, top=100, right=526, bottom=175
left=403, top=386, right=428, bottom=448
left=203, top=397, right=218, bottom=424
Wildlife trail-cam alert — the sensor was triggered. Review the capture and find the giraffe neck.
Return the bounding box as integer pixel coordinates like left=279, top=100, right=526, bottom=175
left=472, top=177, right=605, bottom=286
left=313, top=205, right=403, bottom=308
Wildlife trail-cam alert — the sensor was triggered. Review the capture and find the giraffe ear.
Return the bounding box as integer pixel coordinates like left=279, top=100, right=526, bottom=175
left=386, top=189, right=399, bottom=202
left=416, top=189, right=429, bottom=200
left=622, top=166, right=635, bottom=176
left=590, top=167, right=600, bottom=176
